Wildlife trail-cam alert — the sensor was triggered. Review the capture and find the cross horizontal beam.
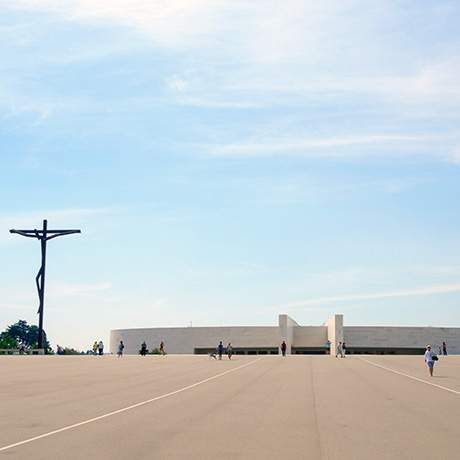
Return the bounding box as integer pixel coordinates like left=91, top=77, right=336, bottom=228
left=10, top=229, right=81, bottom=234
left=10, top=229, right=81, bottom=240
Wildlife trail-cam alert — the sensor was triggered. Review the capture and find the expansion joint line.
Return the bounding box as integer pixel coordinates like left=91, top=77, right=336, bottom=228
left=0, top=358, right=262, bottom=453
left=358, top=357, right=460, bottom=396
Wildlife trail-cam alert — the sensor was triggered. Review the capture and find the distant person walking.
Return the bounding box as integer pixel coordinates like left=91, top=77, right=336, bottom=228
left=424, top=345, right=436, bottom=377
left=342, top=341, right=346, bottom=358
left=227, top=343, right=233, bottom=360
left=117, top=340, right=124, bottom=358
left=92, top=341, right=98, bottom=355
left=218, top=341, right=224, bottom=360
left=98, top=340, right=104, bottom=356
left=281, top=341, right=287, bottom=357
left=442, top=341, right=448, bottom=356
left=159, top=341, right=165, bottom=356
left=140, top=341, right=147, bottom=356
left=336, top=342, right=342, bottom=358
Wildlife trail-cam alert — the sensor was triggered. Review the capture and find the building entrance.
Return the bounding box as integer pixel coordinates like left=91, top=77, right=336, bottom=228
left=194, top=347, right=279, bottom=355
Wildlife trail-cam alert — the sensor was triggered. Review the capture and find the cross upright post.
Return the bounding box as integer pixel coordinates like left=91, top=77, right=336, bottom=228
left=10, top=219, right=81, bottom=350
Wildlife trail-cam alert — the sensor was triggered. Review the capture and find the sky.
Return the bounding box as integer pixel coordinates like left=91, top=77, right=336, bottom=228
left=1, top=0, right=460, bottom=351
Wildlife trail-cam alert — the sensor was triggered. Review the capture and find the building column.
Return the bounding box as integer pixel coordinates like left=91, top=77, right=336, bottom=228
left=325, top=314, right=343, bottom=356
left=278, top=314, right=298, bottom=355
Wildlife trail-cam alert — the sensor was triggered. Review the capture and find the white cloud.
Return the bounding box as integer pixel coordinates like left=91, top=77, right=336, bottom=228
left=450, top=147, right=460, bottom=164
left=48, top=281, right=112, bottom=298
left=3, top=1, right=459, bottom=114
left=0, top=281, right=112, bottom=304
left=7, top=0, right=228, bottom=50
left=166, top=75, right=188, bottom=93
left=4, top=104, right=50, bottom=122
left=279, top=283, right=460, bottom=310
left=208, top=134, right=430, bottom=157
left=4, top=0, right=460, bottom=162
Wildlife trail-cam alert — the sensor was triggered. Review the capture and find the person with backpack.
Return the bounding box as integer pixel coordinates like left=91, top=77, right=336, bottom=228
left=117, top=340, right=124, bottom=358
left=424, top=345, right=437, bottom=377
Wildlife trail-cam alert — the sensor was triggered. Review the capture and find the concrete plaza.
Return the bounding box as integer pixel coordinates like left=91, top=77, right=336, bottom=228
left=1, top=355, right=459, bottom=459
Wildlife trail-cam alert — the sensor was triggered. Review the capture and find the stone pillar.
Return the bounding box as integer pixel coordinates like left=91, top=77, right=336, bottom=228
left=325, top=314, right=343, bottom=356
left=278, top=314, right=299, bottom=355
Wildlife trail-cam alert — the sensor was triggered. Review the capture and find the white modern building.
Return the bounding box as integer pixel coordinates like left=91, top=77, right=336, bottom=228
left=110, top=314, right=460, bottom=355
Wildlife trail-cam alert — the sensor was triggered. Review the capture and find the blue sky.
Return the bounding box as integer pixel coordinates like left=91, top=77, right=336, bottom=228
left=1, top=1, right=460, bottom=350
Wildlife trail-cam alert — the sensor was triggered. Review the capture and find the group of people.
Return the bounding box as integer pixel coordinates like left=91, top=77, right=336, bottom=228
left=209, top=340, right=291, bottom=358
left=437, top=341, right=448, bottom=357
left=139, top=341, right=166, bottom=356
left=92, top=340, right=104, bottom=356
left=210, top=341, right=233, bottom=360
left=92, top=340, right=167, bottom=357
left=210, top=340, right=290, bottom=358
left=94, top=340, right=449, bottom=372
left=424, top=341, right=448, bottom=377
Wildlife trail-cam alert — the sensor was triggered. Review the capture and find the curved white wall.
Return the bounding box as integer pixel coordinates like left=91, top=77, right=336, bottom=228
left=110, top=326, right=280, bottom=355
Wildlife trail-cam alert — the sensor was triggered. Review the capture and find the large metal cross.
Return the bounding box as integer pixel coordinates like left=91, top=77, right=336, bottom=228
left=10, top=219, right=81, bottom=350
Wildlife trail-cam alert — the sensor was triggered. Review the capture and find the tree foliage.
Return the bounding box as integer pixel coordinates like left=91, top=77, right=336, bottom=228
left=0, top=332, right=17, bottom=349
left=1, top=320, right=51, bottom=351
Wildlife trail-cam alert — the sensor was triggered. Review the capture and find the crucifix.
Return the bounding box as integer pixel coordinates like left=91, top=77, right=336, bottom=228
left=10, top=219, right=81, bottom=350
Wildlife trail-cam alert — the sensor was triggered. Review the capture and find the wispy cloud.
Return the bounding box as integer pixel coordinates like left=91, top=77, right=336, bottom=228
left=208, top=134, right=431, bottom=158
left=450, top=147, right=460, bottom=164
left=7, top=0, right=229, bottom=50
left=0, top=281, right=112, bottom=301
left=48, top=281, right=112, bottom=298
left=279, top=283, right=460, bottom=310
left=7, top=1, right=459, bottom=100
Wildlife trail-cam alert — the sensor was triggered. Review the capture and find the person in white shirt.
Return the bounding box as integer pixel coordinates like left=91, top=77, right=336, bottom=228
left=424, top=345, right=435, bottom=377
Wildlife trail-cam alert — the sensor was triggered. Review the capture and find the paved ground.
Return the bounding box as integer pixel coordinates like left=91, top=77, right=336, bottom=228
left=1, top=354, right=460, bottom=460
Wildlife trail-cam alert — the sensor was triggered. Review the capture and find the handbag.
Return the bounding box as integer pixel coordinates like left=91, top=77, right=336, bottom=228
left=432, top=355, right=439, bottom=361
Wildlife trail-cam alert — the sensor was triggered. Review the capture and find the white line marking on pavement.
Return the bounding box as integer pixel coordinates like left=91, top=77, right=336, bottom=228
left=359, top=357, right=460, bottom=396
left=0, top=358, right=262, bottom=453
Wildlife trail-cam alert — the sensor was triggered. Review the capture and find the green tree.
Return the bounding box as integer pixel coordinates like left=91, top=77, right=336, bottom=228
left=0, top=332, right=17, bottom=349
left=6, top=320, right=29, bottom=344
left=26, top=325, right=50, bottom=349
left=2, top=320, right=51, bottom=352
